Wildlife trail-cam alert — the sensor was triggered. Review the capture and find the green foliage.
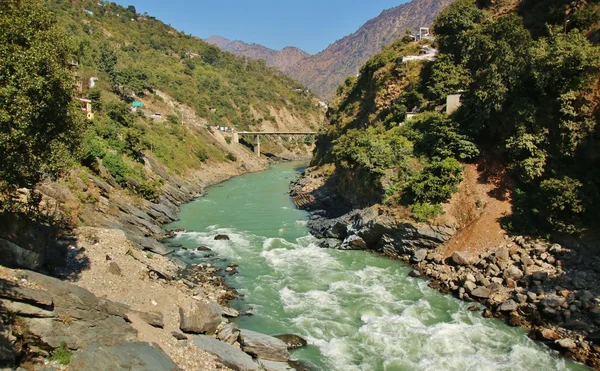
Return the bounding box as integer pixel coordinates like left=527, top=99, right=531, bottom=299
left=49, top=341, right=72, bottom=365
left=410, top=202, right=444, bottom=222
left=0, top=0, right=84, bottom=193
left=332, top=126, right=413, bottom=176
left=196, top=149, right=209, bottom=162
left=102, top=153, right=130, bottom=186
left=433, top=0, right=488, bottom=59
left=424, top=54, right=471, bottom=102
left=225, top=153, right=237, bottom=162
left=405, top=158, right=463, bottom=204
left=403, top=112, right=479, bottom=161
left=538, top=177, right=586, bottom=234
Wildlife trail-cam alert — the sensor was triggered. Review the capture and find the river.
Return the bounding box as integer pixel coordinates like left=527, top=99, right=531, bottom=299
left=166, top=161, right=585, bottom=371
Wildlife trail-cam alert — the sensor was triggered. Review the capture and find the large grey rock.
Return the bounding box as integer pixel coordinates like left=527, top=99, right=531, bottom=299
left=451, top=252, right=476, bottom=266
left=273, top=334, right=308, bottom=350
left=498, top=300, right=518, bottom=312
left=217, top=323, right=240, bottom=345
left=0, top=299, right=55, bottom=318
left=555, top=338, right=577, bottom=350
left=179, top=300, right=223, bottom=335
left=0, top=280, right=52, bottom=306
left=340, top=235, right=367, bottom=250
left=540, top=295, right=566, bottom=309
left=193, top=335, right=259, bottom=371
left=239, top=329, right=290, bottom=362
left=14, top=270, right=137, bottom=349
left=259, top=359, right=296, bottom=371
left=70, top=342, right=178, bottom=371
left=494, top=247, right=511, bottom=269
left=503, top=266, right=523, bottom=281
left=412, top=249, right=428, bottom=263
left=471, top=287, right=492, bottom=299
left=0, top=214, right=50, bottom=270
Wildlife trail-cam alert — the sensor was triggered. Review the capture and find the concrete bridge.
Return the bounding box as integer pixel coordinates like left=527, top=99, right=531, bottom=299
left=233, top=131, right=317, bottom=156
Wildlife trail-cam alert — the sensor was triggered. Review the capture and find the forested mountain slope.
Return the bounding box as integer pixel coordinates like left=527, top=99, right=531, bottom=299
left=311, top=0, right=600, bottom=239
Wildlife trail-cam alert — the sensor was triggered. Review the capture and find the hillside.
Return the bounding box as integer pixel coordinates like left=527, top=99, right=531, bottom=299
left=4, top=0, right=324, bottom=251
left=205, top=36, right=311, bottom=71
left=310, top=0, right=600, bottom=237
left=287, top=0, right=454, bottom=99
left=206, top=0, right=454, bottom=100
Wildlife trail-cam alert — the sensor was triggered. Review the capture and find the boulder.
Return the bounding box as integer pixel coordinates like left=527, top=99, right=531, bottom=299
left=0, top=214, right=51, bottom=270
left=463, top=281, right=477, bottom=293
left=503, top=266, right=523, bottom=281
left=193, top=335, right=259, bottom=371
left=340, top=235, right=367, bottom=250
left=221, top=306, right=240, bottom=318
left=214, top=234, right=230, bottom=241
left=0, top=280, right=52, bottom=306
left=14, top=270, right=137, bottom=349
left=540, top=295, right=566, bottom=309
left=179, top=300, right=223, bottom=335
left=494, top=247, right=511, bottom=269
left=239, top=329, right=290, bottom=362
left=555, top=338, right=577, bottom=350
left=471, top=287, right=492, bottom=299
left=498, top=300, right=518, bottom=312
left=451, top=252, right=476, bottom=266
left=412, top=249, right=428, bottom=263
left=273, top=334, right=308, bottom=350
left=217, top=323, right=240, bottom=345
left=259, top=359, right=295, bottom=371
left=70, top=342, right=178, bottom=371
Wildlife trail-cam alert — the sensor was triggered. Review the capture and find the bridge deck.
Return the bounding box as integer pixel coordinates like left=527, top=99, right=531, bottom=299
left=237, top=132, right=316, bottom=135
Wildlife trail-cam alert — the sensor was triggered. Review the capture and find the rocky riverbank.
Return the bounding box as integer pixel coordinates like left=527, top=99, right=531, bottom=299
left=0, top=153, right=312, bottom=370
left=291, top=167, right=600, bottom=369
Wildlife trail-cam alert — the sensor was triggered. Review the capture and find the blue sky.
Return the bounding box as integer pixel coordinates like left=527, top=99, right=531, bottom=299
left=113, top=1, right=407, bottom=54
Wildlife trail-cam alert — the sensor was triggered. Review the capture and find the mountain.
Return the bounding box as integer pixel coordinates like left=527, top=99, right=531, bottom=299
left=288, top=0, right=455, bottom=99
left=205, top=36, right=310, bottom=71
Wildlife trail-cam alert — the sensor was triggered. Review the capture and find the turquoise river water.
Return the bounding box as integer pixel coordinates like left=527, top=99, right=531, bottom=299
left=166, top=161, right=585, bottom=371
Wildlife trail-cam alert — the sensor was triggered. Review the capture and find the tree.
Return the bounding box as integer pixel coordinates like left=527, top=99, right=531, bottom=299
left=0, top=1, right=83, bottom=199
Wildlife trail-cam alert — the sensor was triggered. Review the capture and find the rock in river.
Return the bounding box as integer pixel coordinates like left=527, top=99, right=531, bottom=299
left=214, top=234, right=230, bottom=241
left=273, top=334, right=308, bottom=350
left=179, top=300, right=223, bottom=335
left=239, top=329, right=290, bottom=362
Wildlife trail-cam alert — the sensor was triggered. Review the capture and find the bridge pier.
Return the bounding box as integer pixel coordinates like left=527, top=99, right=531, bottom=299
left=232, top=131, right=239, bottom=144
left=254, top=135, right=261, bottom=156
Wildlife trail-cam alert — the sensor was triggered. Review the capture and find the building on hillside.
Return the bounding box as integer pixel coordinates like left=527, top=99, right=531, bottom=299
left=401, top=45, right=439, bottom=63
left=446, top=93, right=462, bottom=114
left=77, top=98, right=94, bottom=120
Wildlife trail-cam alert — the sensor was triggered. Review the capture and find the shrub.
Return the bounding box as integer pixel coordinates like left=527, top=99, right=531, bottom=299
left=410, top=202, right=444, bottom=222
left=406, top=158, right=463, bottom=204
left=49, top=341, right=72, bottom=365
left=196, top=149, right=209, bottom=162
left=102, top=153, right=129, bottom=186
left=225, top=153, right=237, bottom=162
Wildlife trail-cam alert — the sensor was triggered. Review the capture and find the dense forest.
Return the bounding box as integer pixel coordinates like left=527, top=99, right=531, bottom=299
left=0, top=0, right=321, bottom=215
left=313, top=0, right=600, bottom=237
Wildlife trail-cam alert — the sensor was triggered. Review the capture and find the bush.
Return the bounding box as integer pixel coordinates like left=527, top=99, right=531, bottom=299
left=406, top=158, right=463, bottom=204
left=403, top=112, right=479, bottom=161
left=410, top=202, right=444, bottom=222
left=49, top=341, right=72, bottom=365
left=196, top=149, right=209, bottom=162
left=225, top=153, right=237, bottom=162
left=102, top=153, right=129, bottom=186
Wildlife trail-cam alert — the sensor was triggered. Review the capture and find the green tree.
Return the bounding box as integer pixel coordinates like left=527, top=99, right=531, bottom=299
left=0, top=0, right=83, bottom=196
